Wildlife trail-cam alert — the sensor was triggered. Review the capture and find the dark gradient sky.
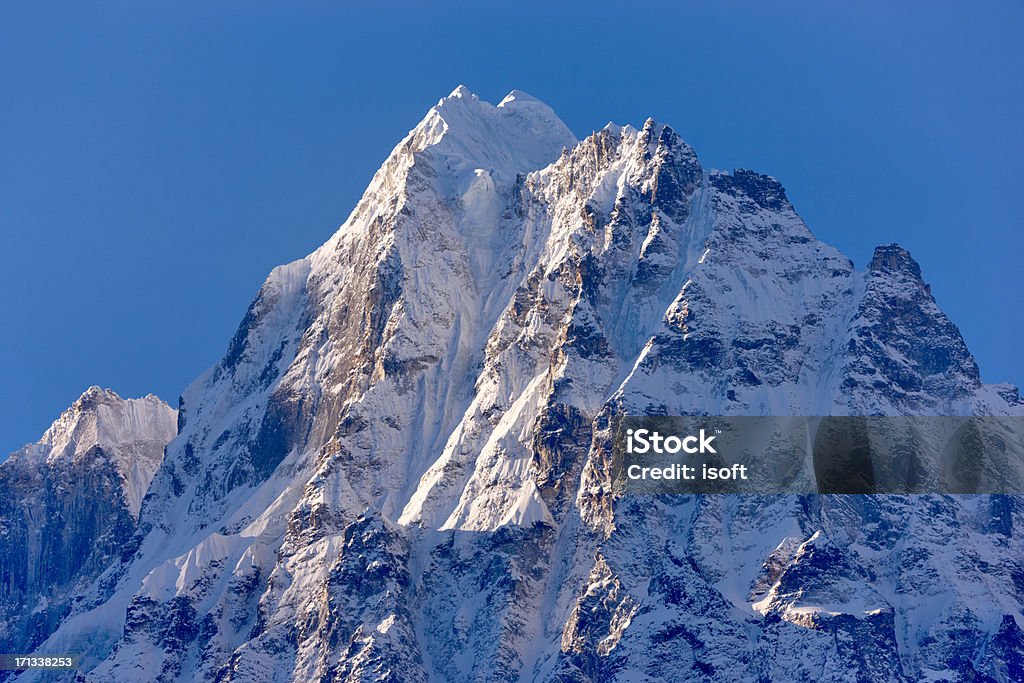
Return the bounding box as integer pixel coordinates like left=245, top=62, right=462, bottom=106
left=2, top=1, right=1021, bottom=451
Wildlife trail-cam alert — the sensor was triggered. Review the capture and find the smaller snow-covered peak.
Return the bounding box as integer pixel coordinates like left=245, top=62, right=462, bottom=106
left=72, top=384, right=117, bottom=407
left=78, top=384, right=115, bottom=400
left=8, top=388, right=177, bottom=514
left=24, top=386, right=176, bottom=464
left=428, top=85, right=489, bottom=129
left=444, top=83, right=478, bottom=101
left=71, top=385, right=161, bottom=413
left=2, top=389, right=177, bottom=516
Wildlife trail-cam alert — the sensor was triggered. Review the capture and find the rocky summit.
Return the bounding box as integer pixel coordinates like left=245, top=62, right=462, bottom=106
left=5, top=87, right=1023, bottom=682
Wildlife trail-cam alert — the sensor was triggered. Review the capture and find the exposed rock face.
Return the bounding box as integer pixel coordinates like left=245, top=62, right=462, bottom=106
left=14, top=88, right=1024, bottom=682
left=0, top=388, right=176, bottom=670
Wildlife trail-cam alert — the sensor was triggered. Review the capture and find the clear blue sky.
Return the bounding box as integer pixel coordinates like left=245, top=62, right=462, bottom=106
left=1, top=1, right=1021, bottom=451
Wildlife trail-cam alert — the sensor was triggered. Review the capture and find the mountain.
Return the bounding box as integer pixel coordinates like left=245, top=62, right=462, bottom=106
left=13, top=87, right=1024, bottom=682
left=0, top=388, right=176, bottom=671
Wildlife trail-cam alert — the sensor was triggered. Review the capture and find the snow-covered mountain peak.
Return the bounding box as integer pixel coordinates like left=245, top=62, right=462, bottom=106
left=414, top=85, right=576, bottom=186
left=312, top=86, right=576, bottom=260
left=75, top=384, right=118, bottom=404
left=21, top=387, right=174, bottom=463
left=444, top=83, right=475, bottom=99
left=7, top=387, right=177, bottom=516
left=23, top=88, right=1024, bottom=682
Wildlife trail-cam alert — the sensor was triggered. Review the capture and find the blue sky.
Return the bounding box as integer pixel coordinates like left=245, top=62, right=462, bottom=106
left=1, top=1, right=1021, bottom=451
